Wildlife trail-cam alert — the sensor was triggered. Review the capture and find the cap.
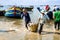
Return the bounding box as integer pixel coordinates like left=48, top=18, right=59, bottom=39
left=45, top=5, right=50, bottom=10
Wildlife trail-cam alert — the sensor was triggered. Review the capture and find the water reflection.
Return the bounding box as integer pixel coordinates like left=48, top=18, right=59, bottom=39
left=24, top=31, right=60, bottom=40
left=24, top=32, right=42, bottom=40
left=53, top=34, right=60, bottom=40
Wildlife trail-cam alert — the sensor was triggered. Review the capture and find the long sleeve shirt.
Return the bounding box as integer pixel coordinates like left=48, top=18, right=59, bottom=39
left=21, top=12, right=31, bottom=23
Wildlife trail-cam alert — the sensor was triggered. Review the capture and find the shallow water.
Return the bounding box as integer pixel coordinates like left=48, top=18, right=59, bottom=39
left=0, top=16, right=60, bottom=40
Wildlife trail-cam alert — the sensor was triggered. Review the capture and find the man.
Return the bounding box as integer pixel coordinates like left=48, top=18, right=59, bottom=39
left=21, top=9, right=31, bottom=29
left=54, top=8, right=60, bottom=30
left=39, top=10, right=49, bottom=34
left=45, top=5, right=53, bottom=20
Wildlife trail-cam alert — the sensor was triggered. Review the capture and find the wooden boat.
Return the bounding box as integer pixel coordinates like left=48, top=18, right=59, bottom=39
left=5, top=7, right=21, bottom=18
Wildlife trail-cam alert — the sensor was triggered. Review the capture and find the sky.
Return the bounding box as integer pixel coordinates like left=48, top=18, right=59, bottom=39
left=0, top=0, right=60, bottom=5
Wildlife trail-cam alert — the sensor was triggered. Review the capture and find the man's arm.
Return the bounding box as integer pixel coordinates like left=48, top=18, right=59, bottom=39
left=20, top=12, right=24, bottom=19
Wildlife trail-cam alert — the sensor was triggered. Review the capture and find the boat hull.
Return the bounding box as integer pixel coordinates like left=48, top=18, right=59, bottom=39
left=5, top=12, right=21, bottom=18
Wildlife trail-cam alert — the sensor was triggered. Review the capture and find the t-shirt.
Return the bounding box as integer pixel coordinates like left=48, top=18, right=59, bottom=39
left=54, top=11, right=60, bottom=22
left=39, top=14, right=49, bottom=24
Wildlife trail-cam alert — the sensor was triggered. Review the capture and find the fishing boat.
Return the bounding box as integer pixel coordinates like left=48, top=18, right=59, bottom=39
left=5, top=6, right=21, bottom=18
left=0, top=6, right=5, bottom=16
left=0, top=10, right=5, bottom=16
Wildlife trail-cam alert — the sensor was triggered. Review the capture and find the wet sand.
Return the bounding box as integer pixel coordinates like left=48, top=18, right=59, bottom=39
left=0, top=16, right=60, bottom=40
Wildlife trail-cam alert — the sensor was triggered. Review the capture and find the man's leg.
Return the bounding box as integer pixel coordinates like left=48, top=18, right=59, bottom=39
left=25, top=22, right=28, bottom=29
left=39, top=23, right=44, bottom=34
left=58, top=22, right=60, bottom=30
left=54, top=22, right=57, bottom=30
left=25, top=21, right=29, bottom=29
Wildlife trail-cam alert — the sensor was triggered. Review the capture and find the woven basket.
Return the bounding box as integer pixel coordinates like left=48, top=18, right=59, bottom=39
left=28, top=23, right=38, bottom=32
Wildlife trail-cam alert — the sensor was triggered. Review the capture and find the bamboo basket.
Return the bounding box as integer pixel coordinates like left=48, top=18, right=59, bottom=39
left=28, top=23, right=38, bottom=32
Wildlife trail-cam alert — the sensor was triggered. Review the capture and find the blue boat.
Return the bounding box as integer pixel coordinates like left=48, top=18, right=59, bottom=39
left=5, top=7, right=21, bottom=18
